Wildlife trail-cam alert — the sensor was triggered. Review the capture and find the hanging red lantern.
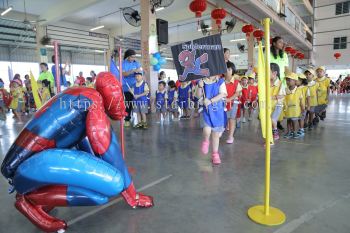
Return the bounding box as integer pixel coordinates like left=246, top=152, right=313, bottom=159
left=295, top=52, right=302, bottom=58
left=334, top=52, right=341, bottom=60
left=189, top=0, right=207, bottom=18
left=211, top=8, right=226, bottom=28
left=285, top=46, right=293, bottom=54
left=289, top=49, right=297, bottom=56
left=298, top=53, right=305, bottom=60
left=253, top=29, right=264, bottom=42
left=242, top=24, right=254, bottom=38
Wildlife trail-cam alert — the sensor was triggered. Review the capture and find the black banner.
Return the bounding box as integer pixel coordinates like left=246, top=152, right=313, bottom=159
left=171, top=34, right=226, bottom=82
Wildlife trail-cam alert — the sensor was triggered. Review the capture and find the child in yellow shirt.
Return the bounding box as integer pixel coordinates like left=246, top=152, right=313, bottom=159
left=296, top=73, right=310, bottom=136
left=304, top=69, right=319, bottom=130
left=283, top=73, right=305, bottom=139
left=315, top=66, right=330, bottom=122
left=9, top=80, right=24, bottom=122
left=270, top=63, right=285, bottom=140
left=40, top=80, right=52, bottom=104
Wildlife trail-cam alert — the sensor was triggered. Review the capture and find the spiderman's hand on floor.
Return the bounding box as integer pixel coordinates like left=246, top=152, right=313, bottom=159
left=121, top=182, right=154, bottom=208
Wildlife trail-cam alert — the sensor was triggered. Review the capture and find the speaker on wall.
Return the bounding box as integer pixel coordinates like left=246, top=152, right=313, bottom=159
left=156, top=18, right=168, bottom=45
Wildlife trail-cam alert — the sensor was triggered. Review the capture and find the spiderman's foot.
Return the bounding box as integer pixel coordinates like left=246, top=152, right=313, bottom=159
left=121, top=183, right=154, bottom=208
left=15, top=194, right=66, bottom=233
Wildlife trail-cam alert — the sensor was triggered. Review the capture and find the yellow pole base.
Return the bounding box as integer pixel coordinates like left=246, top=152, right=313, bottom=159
left=248, top=205, right=286, bottom=226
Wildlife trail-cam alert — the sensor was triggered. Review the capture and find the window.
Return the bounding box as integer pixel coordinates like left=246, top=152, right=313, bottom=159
left=333, top=37, right=347, bottom=49
left=335, top=1, right=349, bottom=15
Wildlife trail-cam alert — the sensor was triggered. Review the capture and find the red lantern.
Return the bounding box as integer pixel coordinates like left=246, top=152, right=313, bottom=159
left=298, top=53, right=305, bottom=60
left=285, top=46, right=293, bottom=54
left=189, top=0, right=207, bottom=18
left=289, top=49, right=297, bottom=56
left=334, top=52, right=341, bottom=60
left=211, top=8, right=226, bottom=28
left=242, top=24, right=254, bottom=37
left=253, top=29, right=264, bottom=42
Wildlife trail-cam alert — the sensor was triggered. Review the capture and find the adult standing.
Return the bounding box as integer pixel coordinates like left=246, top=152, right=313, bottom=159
left=122, top=49, right=142, bottom=127
left=51, top=55, right=70, bottom=92
left=38, top=63, right=55, bottom=96
left=270, top=37, right=289, bottom=131
left=224, top=48, right=237, bottom=74
left=270, top=36, right=289, bottom=85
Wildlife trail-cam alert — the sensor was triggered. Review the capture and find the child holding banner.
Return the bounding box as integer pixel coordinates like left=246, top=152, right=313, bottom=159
left=197, top=76, right=227, bottom=165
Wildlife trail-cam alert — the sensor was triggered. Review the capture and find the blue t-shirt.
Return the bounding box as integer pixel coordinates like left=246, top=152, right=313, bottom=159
left=51, top=65, right=67, bottom=87
left=122, top=59, right=141, bottom=92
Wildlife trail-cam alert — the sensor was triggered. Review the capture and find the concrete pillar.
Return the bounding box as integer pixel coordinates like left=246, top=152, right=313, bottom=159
left=140, top=0, right=158, bottom=101
left=35, top=25, right=48, bottom=63
left=107, top=28, right=118, bottom=71
left=247, top=33, right=254, bottom=72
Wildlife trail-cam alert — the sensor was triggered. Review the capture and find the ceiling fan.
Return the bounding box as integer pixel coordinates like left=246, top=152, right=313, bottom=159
left=1, top=0, right=46, bottom=30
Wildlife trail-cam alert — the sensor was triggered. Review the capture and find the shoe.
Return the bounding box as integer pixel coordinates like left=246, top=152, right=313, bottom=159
left=298, top=129, right=305, bottom=136
left=283, top=132, right=293, bottom=139
left=226, top=137, right=234, bottom=144
left=277, top=122, right=284, bottom=131
left=124, top=121, right=131, bottom=127
left=248, top=116, right=252, bottom=121
left=293, top=132, right=303, bottom=139
left=180, top=116, right=186, bottom=119
left=212, top=152, right=221, bottom=165
left=308, top=123, right=313, bottom=130
left=273, top=130, right=280, bottom=140
left=242, top=117, right=246, bottom=123
left=134, top=123, right=143, bottom=129
left=236, top=121, right=241, bottom=128
left=201, top=140, right=209, bottom=155
left=142, top=122, right=148, bottom=129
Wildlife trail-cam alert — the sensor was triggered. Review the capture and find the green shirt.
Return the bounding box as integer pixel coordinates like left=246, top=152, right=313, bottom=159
left=38, top=71, right=55, bottom=89
left=270, top=52, right=289, bottom=85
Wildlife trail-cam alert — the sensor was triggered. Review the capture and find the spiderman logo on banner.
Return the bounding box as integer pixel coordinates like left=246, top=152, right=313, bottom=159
left=178, top=50, right=209, bottom=81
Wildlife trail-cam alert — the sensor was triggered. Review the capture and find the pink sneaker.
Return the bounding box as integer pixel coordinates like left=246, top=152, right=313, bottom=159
left=226, top=137, right=234, bottom=144
left=201, top=140, right=209, bottom=155
left=273, top=131, right=280, bottom=140
left=212, top=152, right=221, bottom=165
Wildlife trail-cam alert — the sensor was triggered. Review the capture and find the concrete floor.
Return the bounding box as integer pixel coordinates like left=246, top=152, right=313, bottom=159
left=0, top=94, right=349, bottom=233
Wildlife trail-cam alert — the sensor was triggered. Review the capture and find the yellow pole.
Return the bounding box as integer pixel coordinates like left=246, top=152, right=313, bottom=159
left=247, top=18, right=286, bottom=226
left=263, top=18, right=271, bottom=216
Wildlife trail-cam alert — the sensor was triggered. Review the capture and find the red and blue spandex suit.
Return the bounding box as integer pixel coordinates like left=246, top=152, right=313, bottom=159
left=1, top=72, right=153, bottom=232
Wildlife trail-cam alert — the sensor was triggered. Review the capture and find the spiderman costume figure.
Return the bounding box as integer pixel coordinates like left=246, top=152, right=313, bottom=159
left=1, top=72, right=153, bottom=232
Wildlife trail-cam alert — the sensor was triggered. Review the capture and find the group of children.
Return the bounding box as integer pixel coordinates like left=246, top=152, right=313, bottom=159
left=0, top=70, right=97, bottom=123
left=193, top=62, right=331, bottom=165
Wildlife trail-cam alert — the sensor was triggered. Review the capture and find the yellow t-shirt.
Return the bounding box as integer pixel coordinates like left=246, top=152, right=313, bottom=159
left=41, top=87, right=51, bottom=104
left=9, top=87, right=24, bottom=109
left=316, top=77, right=330, bottom=105
left=284, top=86, right=303, bottom=118
left=298, top=85, right=310, bottom=107
left=271, top=79, right=285, bottom=110
left=308, top=81, right=319, bottom=107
